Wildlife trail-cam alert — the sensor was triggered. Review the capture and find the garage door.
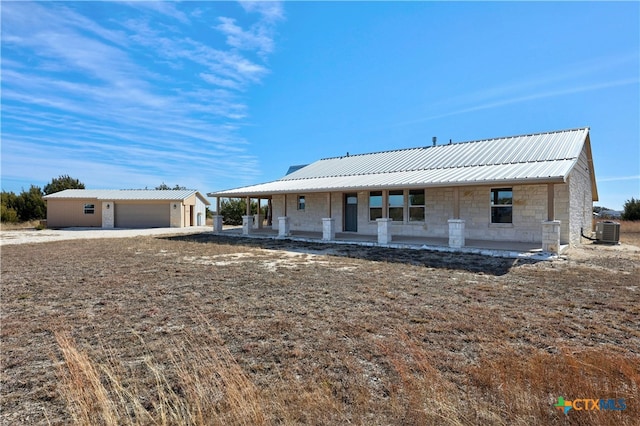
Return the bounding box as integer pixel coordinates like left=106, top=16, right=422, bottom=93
left=114, top=203, right=170, bottom=228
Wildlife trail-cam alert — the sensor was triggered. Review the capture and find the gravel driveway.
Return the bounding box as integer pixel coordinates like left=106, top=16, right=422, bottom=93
left=0, top=226, right=212, bottom=246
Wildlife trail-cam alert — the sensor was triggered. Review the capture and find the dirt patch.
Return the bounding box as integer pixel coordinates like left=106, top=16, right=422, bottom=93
left=1, top=234, right=639, bottom=425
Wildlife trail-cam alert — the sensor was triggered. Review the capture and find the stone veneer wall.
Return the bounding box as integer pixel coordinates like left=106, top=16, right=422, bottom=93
left=270, top=182, right=573, bottom=244
left=456, top=184, right=562, bottom=243
left=272, top=193, right=342, bottom=232
left=567, top=144, right=594, bottom=246
left=169, top=202, right=183, bottom=228
left=101, top=201, right=114, bottom=228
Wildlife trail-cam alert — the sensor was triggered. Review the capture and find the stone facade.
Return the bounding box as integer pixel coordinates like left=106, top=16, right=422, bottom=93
left=448, top=219, right=465, bottom=248
left=270, top=182, right=581, bottom=244
left=567, top=144, right=594, bottom=246
left=212, top=215, right=223, bottom=232
left=264, top=143, right=599, bottom=248
left=101, top=201, right=114, bottom=228
left=272, top=193, right=341, bottom=232
left=170, top=202, right=182, bottom=228
left=542, top=220, right=562, bottom=253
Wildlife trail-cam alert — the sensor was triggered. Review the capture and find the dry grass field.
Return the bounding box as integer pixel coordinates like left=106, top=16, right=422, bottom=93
left=1, top=222, right=639, bottom=425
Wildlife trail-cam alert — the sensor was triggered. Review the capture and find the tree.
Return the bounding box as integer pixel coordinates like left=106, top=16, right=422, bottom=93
left=44, top=175, right=85, bottom=195
left=621, top=197, right=640, bottom=221
left=1, top=191, right=19, bottom=223
left=155, top=183, right=187, bottom=190
left=219, top=199, right=258, bottom=225
left=15, top=185, right=46, bottom=221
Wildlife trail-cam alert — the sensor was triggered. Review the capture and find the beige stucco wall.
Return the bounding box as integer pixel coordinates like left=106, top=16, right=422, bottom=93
left=46, top=199, right=102, bottom=228
left=47, top=195, right=209, bottom=229
left=270, top=182, right=574, bottom=243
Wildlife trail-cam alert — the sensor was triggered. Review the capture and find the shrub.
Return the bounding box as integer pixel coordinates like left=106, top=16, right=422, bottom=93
left=1, top=205, right=19, bottom=223
left=621, top=197, right=640, bottom=221
left=44, top=175, right=85, bottom=195
left=219, top=199, right=258, bottom=225
left=15, top=185, right=46, bottom=221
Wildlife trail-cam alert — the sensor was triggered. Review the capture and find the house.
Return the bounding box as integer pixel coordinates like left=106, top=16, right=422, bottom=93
left=208, top=128, right=598, bottom=253
left=43, top=189, right=210, bottom=229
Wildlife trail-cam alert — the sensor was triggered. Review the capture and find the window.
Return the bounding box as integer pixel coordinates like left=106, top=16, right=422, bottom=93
left=388, top=190, right=404, bottom=221
left=409, top=189, right=425, bottom=221
left=84, top=203, right=95, bottom=215
left=297, top=195, right=305, bottom=211
left=369, top=191, right=382, bottom=221
left=491, top=188, right=512, bottom=223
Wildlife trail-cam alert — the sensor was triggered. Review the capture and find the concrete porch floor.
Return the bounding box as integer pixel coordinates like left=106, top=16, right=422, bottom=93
left=213, top=226, right=565, bottom=260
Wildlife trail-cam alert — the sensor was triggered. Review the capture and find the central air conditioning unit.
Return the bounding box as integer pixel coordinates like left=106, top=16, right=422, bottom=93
left=595, top=221, right=620, bottom=244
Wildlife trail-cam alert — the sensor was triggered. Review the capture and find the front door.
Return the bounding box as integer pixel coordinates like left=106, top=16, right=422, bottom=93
left=344, top=193, right=358, bottom=232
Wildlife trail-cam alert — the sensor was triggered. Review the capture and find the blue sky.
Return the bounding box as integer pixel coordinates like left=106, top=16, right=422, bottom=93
left=2, top=1, right=638, bottom=210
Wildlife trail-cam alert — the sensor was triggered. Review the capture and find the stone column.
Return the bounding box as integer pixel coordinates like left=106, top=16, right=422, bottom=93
left=242, top=215, right=253, bottom=235
left=253, top=214, right=263, bottom=229
left=377, top=218, right=392, bottom=244
left=278, top=216, right=290, bottom=238
left=212, top=215, right=223, bottom=232
left=542, top=220, right=561, bottom=253
left=102, top=201, right=114, bottom=228
left=170, top=203, right=182, bottom=227
left=448, top=219, right=465, bottom=248
left=322, top=218, right=335, bottom=241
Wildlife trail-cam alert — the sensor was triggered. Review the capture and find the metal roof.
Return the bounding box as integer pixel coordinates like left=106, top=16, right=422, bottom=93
left=44, top=189, right=210, bottom=204
left=209, top=128, right=594, bottom=197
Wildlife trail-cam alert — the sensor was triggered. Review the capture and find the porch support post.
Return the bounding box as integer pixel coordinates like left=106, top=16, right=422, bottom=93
left=382, top=190, right=389, bottom=218
left=283, top=194, right=287, bottom=216
left=278, top=216, right=290, bottom=238
left=448, top=219, right=465, bottom=248
left=242, top=215, right=253, bottom=235
left=253, top=197, right=263, bottom=229
left=216, top=197, right=221, bottom=215
left=245, top=196, right=251, bottom=217
left=322, top=218, right=336, bottom=241
left=453, top=187, right=460, bottom=219
left=542, top=220, right=561, bottom=253
left=377, top=218, right=393, bottom=244
left=547, top=183, right=555, bottom=221
left=212, top=215, right=224, bottom=232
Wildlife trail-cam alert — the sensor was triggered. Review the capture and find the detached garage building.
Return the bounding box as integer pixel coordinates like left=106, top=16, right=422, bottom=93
left=44, top=189, right=210, bottom=229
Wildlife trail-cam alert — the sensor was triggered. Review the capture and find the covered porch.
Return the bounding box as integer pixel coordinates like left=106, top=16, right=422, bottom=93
left=209, top=184, right=566, bottom=258
left=209, top=225, right=565, bottom=260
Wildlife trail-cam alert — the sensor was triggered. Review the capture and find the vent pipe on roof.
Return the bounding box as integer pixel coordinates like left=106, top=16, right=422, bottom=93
left=449, top=139, right=452, bottom=145
left=432, top=136, right=437, bottom=147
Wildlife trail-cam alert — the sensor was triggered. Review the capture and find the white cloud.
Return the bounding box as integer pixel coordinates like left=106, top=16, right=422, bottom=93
left=1, top=1, right=284, bottom=193
left=199, top=72, right=243, bottom=90
left=598, top=175, right=640, bottom=183
left=216, top=16, right=275, bottom=56
left=394, top=52, right=640, bottom=127
left=239, top=1, right=285, bottom=23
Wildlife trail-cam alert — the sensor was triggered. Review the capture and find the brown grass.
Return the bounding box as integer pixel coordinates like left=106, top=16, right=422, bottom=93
left=0, top=219, right=43, bottom=230
left=53, top=327, right=639, bottom=425
left=618, top=220, right=640, bottom=246
left=55, top=325, right=266, bottom=426
left=2, top=232, right=639, bottom=425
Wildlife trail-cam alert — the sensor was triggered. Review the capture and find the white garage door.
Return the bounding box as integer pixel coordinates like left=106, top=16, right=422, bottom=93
left=114, top=203, right=170, bottom=228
